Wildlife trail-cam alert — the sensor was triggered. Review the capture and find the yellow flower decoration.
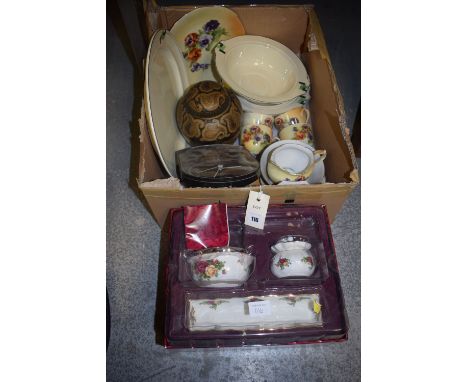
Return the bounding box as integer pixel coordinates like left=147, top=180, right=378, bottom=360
left=313, top=300, right=321, bottom=315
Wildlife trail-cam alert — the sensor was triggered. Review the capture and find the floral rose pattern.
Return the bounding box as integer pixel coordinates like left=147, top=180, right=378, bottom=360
left=182, top=19, right=227, bottom=72
left=263, top=116, right=273, bottom=127
left=301, top=256, right=314, bottom=270
left=194, top=259, right=226, bottom=280
left=274, top=116, right=284, bottom=128
left=241, top=125, right=271, bottom=146
left=200, top=300, right=228, bottom=310
left=280, top=296, right=310, bottom=306
left=274, top=257, right=291, bottom=270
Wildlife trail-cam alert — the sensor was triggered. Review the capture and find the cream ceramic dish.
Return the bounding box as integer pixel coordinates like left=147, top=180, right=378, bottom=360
left=144, top=30, right=190, bottom=176
left=214, top=35, right=310, bottom=105
left=170, top=7, right=245, bottom=85
left=260, top=140, right=326, bottom=185
left=186, top=247, right=255, bottom=288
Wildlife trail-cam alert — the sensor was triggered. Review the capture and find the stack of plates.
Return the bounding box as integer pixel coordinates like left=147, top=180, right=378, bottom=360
left=175, top=145, right=259, bottom=188
left=238, top=92, right=310, bottom=114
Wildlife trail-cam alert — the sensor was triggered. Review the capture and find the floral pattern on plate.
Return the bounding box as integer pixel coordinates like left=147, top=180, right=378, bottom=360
left=194, top=258, right=226, bottom=280
left=171, top=7, right=245, bottom=84
left=182, top=19, right=227, bottom=72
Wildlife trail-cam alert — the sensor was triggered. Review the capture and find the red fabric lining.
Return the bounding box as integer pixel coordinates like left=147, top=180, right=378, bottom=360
left=183, top=203, right=229, bottom=250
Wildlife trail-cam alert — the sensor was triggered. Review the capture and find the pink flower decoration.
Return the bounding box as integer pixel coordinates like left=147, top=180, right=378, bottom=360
left=195, top=260, right=208, bottom=274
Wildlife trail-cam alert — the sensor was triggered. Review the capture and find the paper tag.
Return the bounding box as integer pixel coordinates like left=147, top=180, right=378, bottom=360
left=244, top=191, right=270, bottom=230
left=248, top=300, right=272, bottom=317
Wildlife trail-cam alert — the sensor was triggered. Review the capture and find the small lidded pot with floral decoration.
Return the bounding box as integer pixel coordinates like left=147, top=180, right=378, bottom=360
left=185, top=247, right=255, bottom=287
left=270, top=236, right=315, bottom=278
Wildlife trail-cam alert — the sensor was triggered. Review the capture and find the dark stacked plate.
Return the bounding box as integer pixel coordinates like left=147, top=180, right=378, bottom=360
left=176, top=145, right=259, bottom=188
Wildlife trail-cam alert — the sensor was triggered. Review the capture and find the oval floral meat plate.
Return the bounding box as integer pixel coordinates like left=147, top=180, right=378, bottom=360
left=170, top=7, right=245, bottom=84
left=144, top=30, right=190, bottom=176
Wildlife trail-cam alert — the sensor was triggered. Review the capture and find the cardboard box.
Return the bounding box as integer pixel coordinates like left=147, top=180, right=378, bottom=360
left=138, top=4, right=359, bottom=227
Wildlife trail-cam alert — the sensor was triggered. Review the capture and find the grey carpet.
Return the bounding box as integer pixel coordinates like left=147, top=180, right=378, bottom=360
left=106, top=3, right=360, bottom=381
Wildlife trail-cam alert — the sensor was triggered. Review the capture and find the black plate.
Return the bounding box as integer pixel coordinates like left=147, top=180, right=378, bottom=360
left=176, top=145, right=259, bottom=188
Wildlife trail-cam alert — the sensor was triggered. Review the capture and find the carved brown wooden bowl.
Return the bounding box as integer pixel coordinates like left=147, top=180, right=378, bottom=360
left=176, top=81, right=242, bottom=146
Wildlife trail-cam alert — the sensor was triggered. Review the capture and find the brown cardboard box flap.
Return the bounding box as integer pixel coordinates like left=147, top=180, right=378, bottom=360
left=138, top=102, right=164, bottom=182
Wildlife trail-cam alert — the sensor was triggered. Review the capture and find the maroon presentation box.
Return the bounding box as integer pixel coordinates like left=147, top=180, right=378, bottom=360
left=163, top=204, right=348, bottom=348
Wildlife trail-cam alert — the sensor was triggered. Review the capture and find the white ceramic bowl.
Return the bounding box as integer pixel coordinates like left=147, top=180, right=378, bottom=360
left=186, top=247, right=255, bottom=287
left=214, top=35, right=309, bottom=105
